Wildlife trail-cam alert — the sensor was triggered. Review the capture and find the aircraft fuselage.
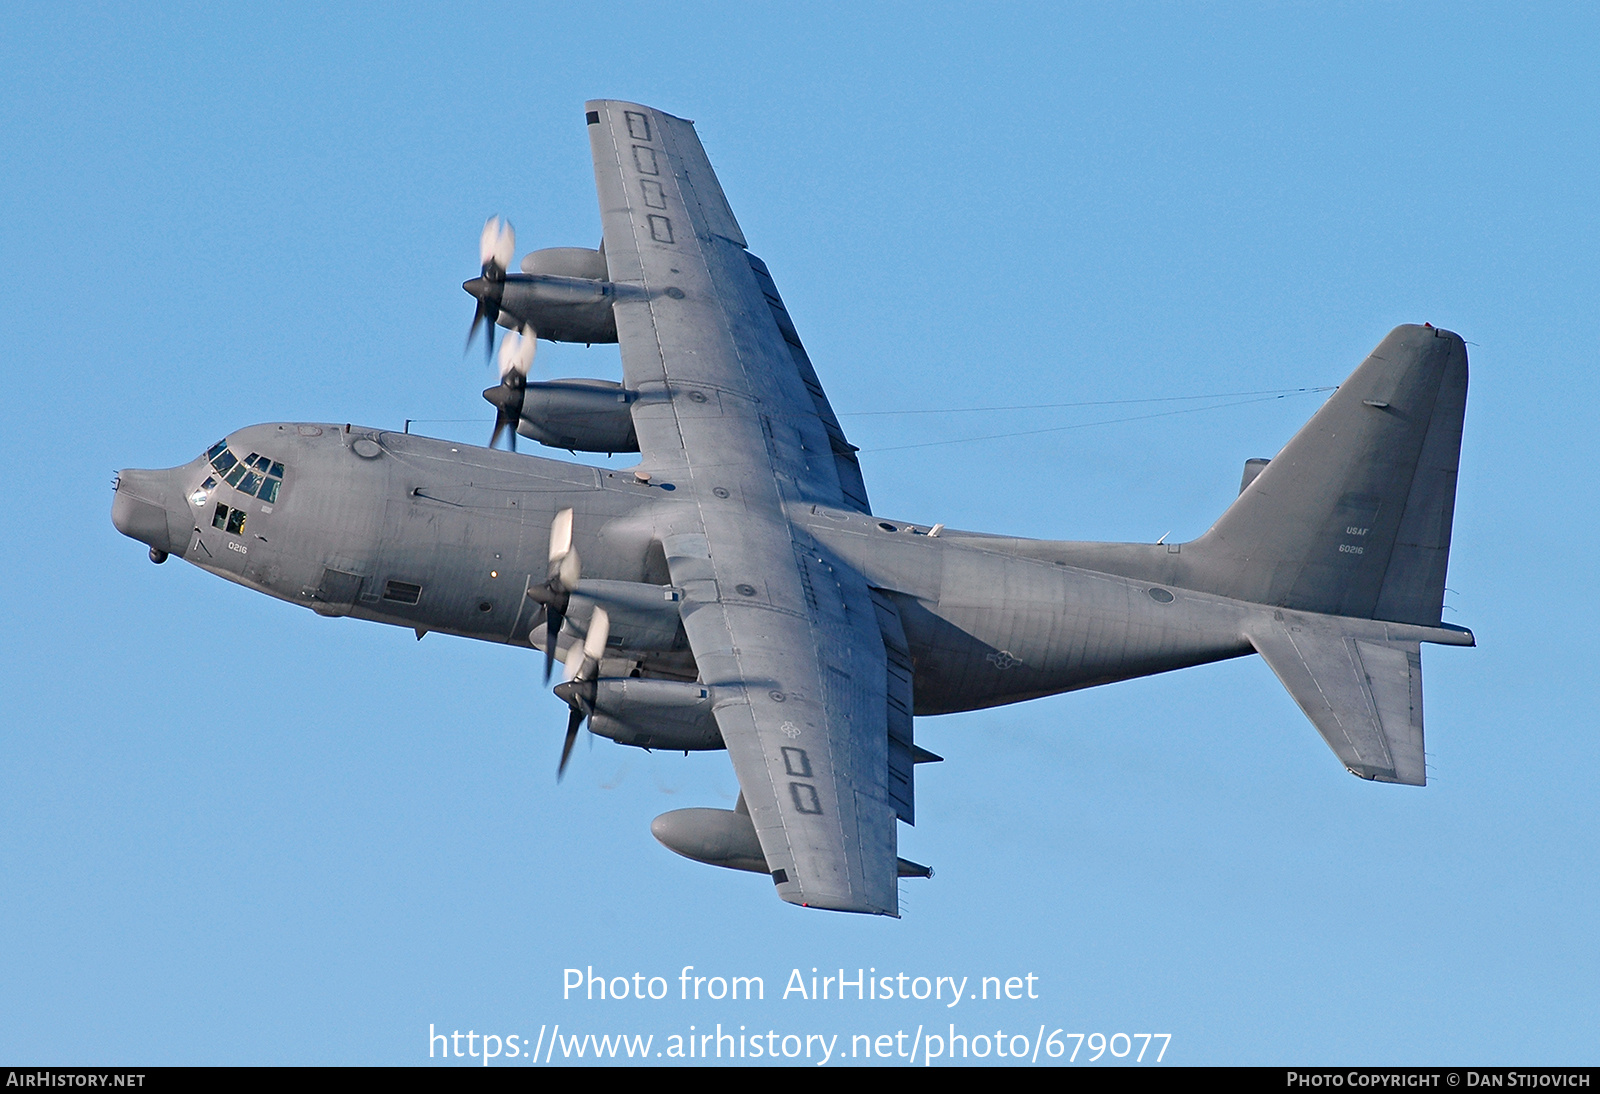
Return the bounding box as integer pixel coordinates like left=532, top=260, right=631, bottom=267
left=113, top=422, right=1256, bottom=719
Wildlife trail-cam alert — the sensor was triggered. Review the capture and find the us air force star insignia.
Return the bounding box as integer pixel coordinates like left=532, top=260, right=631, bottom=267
left=986, top=650, right=1022, bottom=670
left=780, top=722, right=801, bottom=739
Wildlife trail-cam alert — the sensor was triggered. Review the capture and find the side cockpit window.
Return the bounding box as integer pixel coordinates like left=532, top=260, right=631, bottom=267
left=212, top=501, right=246, bottom=536
left=206, top=443, right=286, bottom=504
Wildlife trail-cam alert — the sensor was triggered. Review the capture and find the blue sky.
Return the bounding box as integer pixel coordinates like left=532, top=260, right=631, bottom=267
left=3, top=3, right=1597, bottom=1066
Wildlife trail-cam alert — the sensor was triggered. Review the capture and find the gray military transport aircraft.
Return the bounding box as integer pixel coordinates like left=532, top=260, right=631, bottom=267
left=112, top=100, right=1474, bottom=917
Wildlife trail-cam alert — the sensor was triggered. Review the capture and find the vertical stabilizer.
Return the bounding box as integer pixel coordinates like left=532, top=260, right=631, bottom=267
left=1189, top=325, right=1467, bottom=625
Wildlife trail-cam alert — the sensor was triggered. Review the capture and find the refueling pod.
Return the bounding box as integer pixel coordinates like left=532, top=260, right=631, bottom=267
left=652, top=802, right=767, bottom=874
left=651, top=804, right=934, bottom=878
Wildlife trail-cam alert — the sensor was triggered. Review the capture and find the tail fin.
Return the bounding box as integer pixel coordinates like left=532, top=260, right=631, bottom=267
left=1187, top=324, right=1467, bottom=625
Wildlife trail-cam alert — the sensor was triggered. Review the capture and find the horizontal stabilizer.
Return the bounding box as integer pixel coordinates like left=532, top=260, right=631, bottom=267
left=1250, top=621, right=1425, bottom=785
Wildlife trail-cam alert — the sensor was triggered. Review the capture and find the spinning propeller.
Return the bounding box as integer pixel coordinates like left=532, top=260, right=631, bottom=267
left=551, top=605, right=609, bottom=780
left=525, top=508, right=582, bottom=684
left=485, top=329, right=534, bottom=450
left=465, top=216, right=515, bottom=363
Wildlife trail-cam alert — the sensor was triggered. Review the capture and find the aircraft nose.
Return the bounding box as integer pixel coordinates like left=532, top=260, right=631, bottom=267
left=112, top=467, right=189, bottom=560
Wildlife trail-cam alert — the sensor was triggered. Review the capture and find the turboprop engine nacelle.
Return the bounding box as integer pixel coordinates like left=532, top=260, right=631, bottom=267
left=565, top=580, right=686, bottom=652
left=483, top=378, right=639, bottom=454
left=493, top=273, right=619, bottom=345
left=519, top=379, right=639, bottom=453
left=495, top=245, right=613, bottom=343
left=587, top=679, right=723, bottom=751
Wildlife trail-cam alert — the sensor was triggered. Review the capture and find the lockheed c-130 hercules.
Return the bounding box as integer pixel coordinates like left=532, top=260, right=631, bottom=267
left=112, top=100, right=1474, bottom=917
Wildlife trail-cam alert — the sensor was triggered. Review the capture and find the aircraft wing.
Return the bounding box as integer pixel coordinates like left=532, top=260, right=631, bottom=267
left=585, top=101, right=870, bottom=510
left=660, top=530, right=902, bottom=914
left=585, top=101, right=902, bottom=914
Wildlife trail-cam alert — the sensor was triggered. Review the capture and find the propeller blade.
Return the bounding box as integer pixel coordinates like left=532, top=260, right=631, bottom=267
left=498, top=329, right=535, bottom=381
left=479, top=216, right=515, bottom=275
left=557, top=705, right=583, bottom=780
left=542, top=604, right=563, bottom=685
left=549, top=508, right=574, bottom=566
left=479, top=217, right=499, bottom=269
left=583, top=607, right=610, bottom=664
left=537, top=508, right=581, bottom=684
left=497, top=331, right=518, bottom=380
left=467, top=290, right=500, bottom=363
left=489, top=415, right=517, bottom=452
left=556, top=548, right=580, bottom=591
left=467, top=295, right=499, bottom=363
left=494, top=220, right=514, bottom=274
left=562, top=638, right=587, bottom=683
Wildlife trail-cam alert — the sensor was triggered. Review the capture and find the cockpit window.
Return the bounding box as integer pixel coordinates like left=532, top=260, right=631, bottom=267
left=212, top=501, right=247, bottom=535
left=204, top=444, right=287, bottom=502
left=189, top=476, right=218, bottom=508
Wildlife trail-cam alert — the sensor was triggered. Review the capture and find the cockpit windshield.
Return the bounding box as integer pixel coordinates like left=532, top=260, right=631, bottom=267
left=205, top=441, right=286, bottom=504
